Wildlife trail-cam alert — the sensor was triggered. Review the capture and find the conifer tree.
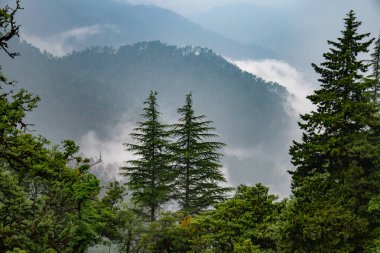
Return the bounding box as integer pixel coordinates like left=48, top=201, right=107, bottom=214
left=282, top=11, right=380, bottom=251
left=121, top=91, right=174, bottom=221
left=290, top=10, right=376, bottom=184
left=370, top=34, right=380, bottom=101
left=172, top=93, right=230, bottom=214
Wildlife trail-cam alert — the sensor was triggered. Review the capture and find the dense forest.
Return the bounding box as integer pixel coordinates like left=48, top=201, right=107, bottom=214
left=1, top=1, right=380, bottom=253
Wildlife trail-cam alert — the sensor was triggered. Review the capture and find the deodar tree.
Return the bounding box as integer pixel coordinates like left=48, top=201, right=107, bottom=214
left=172, top=92, right=230, bottom=215
left=122, top=91, right=175, bottom=221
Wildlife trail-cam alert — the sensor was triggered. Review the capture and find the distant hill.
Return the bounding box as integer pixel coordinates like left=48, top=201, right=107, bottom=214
left=1, top=40, right=294, bottom=195
left=189, top=2, right=318, bottom=67
left=190, top=3, right=294, bottom=47
left=188, top=1, right=380, bottom=67
left=17, top=0, right=275, bottom=59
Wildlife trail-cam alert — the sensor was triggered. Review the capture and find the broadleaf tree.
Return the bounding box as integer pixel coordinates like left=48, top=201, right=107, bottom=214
left=0, top=0, right=21, bottom=60
left=185, top=184, right=285, bottom=252
left=0, top=2, right=106, bottom=251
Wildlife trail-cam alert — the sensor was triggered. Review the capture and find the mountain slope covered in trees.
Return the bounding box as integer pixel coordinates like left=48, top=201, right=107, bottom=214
left=3, top=1, right=380, bottom=251
left=1, top=40, right=294, bottom=193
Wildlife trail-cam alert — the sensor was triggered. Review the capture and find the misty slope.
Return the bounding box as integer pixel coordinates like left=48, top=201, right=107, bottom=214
left=1, top=40, right=294, bottom=194
left=17, top=0, right=274, bottom=59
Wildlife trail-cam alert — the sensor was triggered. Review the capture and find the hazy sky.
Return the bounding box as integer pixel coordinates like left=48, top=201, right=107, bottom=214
left=121, top=0, right=380, bottom=17
left=119, top=0, right=298, bottom=15
left=118, top=0, right=380, bottom=68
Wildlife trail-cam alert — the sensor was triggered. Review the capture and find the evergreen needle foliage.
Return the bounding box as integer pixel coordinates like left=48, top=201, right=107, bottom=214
left=283, top=10, right=380, bottom=252
left=370, top=34, right=380, bottom=101
left=290, top=10, right=376, bottom=184
left=172, top=93, right=231, bottom=214
left=121, top=91, right=175, bottom=221
left=5, top=2, right=380, bottom=251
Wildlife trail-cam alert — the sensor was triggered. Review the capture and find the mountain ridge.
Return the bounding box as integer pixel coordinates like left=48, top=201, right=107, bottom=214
left=1, top=39, right=293, bottom=195
left=18, top=0, right=276, bottom=59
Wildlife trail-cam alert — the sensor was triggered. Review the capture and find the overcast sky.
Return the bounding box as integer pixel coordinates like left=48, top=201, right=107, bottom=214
left=120, top=0, right=380, bottom=18
left=119, top=0, right=299, bottom=15
left=119, top=0, right=380, bottom=68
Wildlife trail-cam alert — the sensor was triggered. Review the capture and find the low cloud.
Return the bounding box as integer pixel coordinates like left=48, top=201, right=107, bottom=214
left=223, top=145, right=292, bottom=198
left=231, top=58, right=315, bottom=116
left=78, top=119, right=137, bottom=181
left=79, top=115, right=232, bottom=188
left=224, top=146, right=262, bottom=161
left=21, top=25, right=119, bottom=57
left=222, top=59, right=315, bottom=197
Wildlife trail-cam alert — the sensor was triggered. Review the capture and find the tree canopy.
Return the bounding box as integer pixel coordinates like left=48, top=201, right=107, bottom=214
left=172, top=92, right=231, bottom=215
left=284, top=10, right=380, bottom=252
left=2, top=3, right=380, bottom=252
left=121, top=91, right=175, bottom=221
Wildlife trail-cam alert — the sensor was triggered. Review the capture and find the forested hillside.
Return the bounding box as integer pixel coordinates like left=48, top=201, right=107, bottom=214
left=1, top=0, right=380, bottom=252
left=1, top=40, right=293, bottom=192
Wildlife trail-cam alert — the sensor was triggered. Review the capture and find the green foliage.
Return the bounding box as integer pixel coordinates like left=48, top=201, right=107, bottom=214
left=370, top=34, right=380, bottom=101
left=284, top=10, right=380, bottom=252
left=6, top=249, right=28, bottom=253
left=101, top=181, right=126, bottom=208
left=115, top=205, right=146, bottom=253
left=173, top=184, right=285, bottom=253
left=290, top=10, right=376, bottom=184
left=5, top=2, right=380, bottom=252
left=0, top=135, right=104, bottom=252
left=0, top=1, right=282, bottom=252
left=138, top=212, right=180, bottom=252
left=172, top=92, right=231, bottom=214
left=279, top=173, right=368, bottom=252
left=98, top=180, right=145, bottom=252
left=0, top=4, right=105, bottom=250
left=122, top=91, right=175, bottom=221
left=105, top=184, right=284, bottom=253
left=0, top=169, right=33, bottom=250
left=0, top=0, right=20, bottom=59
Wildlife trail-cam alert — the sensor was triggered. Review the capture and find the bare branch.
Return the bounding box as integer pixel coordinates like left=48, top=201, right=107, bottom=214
left=0, top=0, right=22, bottom=58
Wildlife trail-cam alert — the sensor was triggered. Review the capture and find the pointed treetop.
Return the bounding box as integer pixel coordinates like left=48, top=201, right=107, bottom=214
left=371, top=33, right=380, bottom=98
left=313, top=10, right=373, bottom=86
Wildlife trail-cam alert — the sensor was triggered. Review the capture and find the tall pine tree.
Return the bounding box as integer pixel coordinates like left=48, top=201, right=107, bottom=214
left=290, top=10, right=376, bottom=184
left=121, top=91, right=174, bottom=221
left=370, top=34, right=380, bottom=101
left=172, top=93, right=230, bottom=214
left=366, top=33, right=380, bottom=251
left=282, top=11, right=380, bottom=252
